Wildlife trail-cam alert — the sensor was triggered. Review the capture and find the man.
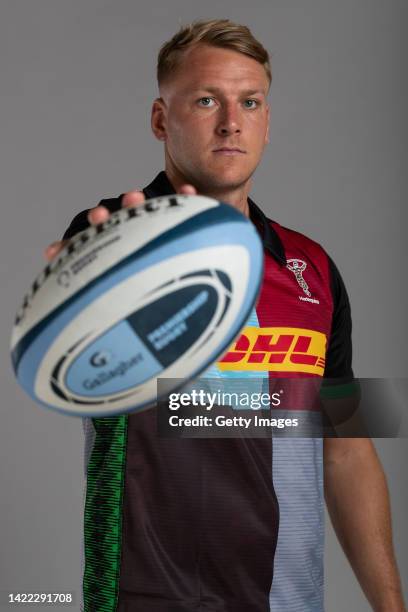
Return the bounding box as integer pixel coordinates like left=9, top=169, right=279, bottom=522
left=46, top=19, right=405, bottom=612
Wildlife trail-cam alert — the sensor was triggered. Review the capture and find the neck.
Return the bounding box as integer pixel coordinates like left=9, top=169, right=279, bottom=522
left=164, top=165, right=251, bottom=218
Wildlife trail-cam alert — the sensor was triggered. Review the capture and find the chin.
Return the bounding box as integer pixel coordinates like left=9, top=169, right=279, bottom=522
left=209, top=175, right=251, bottom=193
left=199, top=167, right=251, bottom=191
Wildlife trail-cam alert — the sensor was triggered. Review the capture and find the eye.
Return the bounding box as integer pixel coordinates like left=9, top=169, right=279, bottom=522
left=243, top=99, right=259, bottom=109
left=198, top=97, right=215, bottom=107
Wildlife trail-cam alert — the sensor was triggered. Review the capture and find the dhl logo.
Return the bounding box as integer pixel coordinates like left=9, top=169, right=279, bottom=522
left=218, top=327, right=327, bottom=375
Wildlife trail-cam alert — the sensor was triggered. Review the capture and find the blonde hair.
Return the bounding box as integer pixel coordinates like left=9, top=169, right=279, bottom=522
left=157, top=19, right=271, bottom=88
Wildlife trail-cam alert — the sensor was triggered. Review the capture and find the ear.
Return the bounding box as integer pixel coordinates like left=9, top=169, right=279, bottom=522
left=151, top=97, right=167, bottom=141
left=265, top=104, right=270, bottom=145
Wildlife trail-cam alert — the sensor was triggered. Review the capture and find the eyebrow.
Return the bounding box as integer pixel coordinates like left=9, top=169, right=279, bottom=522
left=193, top=87, right=266, bottom=97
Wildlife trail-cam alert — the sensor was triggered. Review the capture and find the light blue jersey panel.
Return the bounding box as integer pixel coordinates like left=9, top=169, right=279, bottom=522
left=204, top=308, right=267, bottom=380
left=270, top=437, right=324, bottom=612
left=206, top=307, right=325, bottom=612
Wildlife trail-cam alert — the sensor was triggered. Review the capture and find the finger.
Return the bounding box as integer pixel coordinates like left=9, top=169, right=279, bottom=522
left=44, top=240, right=67, bottom=262
left=122, top=190, right=146, bottom=208
left=178, top=184, right=197, bottom=195
left=87, top=205, right=110, bottom=226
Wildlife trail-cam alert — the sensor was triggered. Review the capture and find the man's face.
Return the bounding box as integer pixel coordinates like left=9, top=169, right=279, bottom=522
left=152, top=44, right=270, bottom=194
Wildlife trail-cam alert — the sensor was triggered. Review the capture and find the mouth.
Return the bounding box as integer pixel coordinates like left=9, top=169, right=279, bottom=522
left=212, top=147, right=246, bottom=155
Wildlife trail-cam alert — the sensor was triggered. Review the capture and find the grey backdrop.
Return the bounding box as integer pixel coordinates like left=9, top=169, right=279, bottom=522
left=1, top=1, right=407, bottom=610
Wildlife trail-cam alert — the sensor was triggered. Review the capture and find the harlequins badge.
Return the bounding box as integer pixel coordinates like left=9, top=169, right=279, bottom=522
left=286, top=259, right=312, bottom=297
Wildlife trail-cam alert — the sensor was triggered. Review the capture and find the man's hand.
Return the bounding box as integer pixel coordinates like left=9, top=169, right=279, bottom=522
left=43, top=184, right=197, bottom=262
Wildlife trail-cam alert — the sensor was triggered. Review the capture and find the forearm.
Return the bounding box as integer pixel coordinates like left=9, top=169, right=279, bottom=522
left=324, top=438, right=405, bottom=611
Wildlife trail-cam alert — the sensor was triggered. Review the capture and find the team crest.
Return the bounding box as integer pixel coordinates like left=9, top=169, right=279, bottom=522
left=286, top=258, right=312, bottom=297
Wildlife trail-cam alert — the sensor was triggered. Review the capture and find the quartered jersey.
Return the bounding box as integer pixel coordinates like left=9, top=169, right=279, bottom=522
left=63, top=172, right=354, bottom=612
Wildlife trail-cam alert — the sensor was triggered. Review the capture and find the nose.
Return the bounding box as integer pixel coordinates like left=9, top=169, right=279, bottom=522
left=216, top=103, right=242, bottom=137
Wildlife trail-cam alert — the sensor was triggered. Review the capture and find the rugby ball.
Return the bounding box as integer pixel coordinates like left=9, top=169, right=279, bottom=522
left=10, top=194, right=263, bottom=417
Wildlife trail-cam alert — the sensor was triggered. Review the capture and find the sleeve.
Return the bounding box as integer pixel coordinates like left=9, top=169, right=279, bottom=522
left=324, top=256, right=354, bottom=381
left=320, top=256, right=361, bottom=425
left=62, top=196, right=124, bottom=240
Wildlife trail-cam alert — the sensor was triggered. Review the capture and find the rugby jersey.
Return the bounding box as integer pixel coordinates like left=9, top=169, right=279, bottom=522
left=63, top=171, right=353, bottom=612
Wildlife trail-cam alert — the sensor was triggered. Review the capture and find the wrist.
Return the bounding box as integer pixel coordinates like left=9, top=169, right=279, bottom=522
left=374, top=593, right=406, bottom=612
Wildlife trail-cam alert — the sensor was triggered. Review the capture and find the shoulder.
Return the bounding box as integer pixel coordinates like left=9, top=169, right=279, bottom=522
left=271, top=219, right=330, bottom=261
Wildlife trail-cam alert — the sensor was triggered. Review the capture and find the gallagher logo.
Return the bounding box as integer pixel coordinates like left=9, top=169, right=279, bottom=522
left=218, top=327, right=327, bottom=375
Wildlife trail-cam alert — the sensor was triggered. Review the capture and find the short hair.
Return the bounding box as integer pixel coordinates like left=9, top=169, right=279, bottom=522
left=157, top=19, right=271, bottom=88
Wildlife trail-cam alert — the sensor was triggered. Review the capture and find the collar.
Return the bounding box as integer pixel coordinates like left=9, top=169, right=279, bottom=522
left=143, top=171, right=287, bottom=266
